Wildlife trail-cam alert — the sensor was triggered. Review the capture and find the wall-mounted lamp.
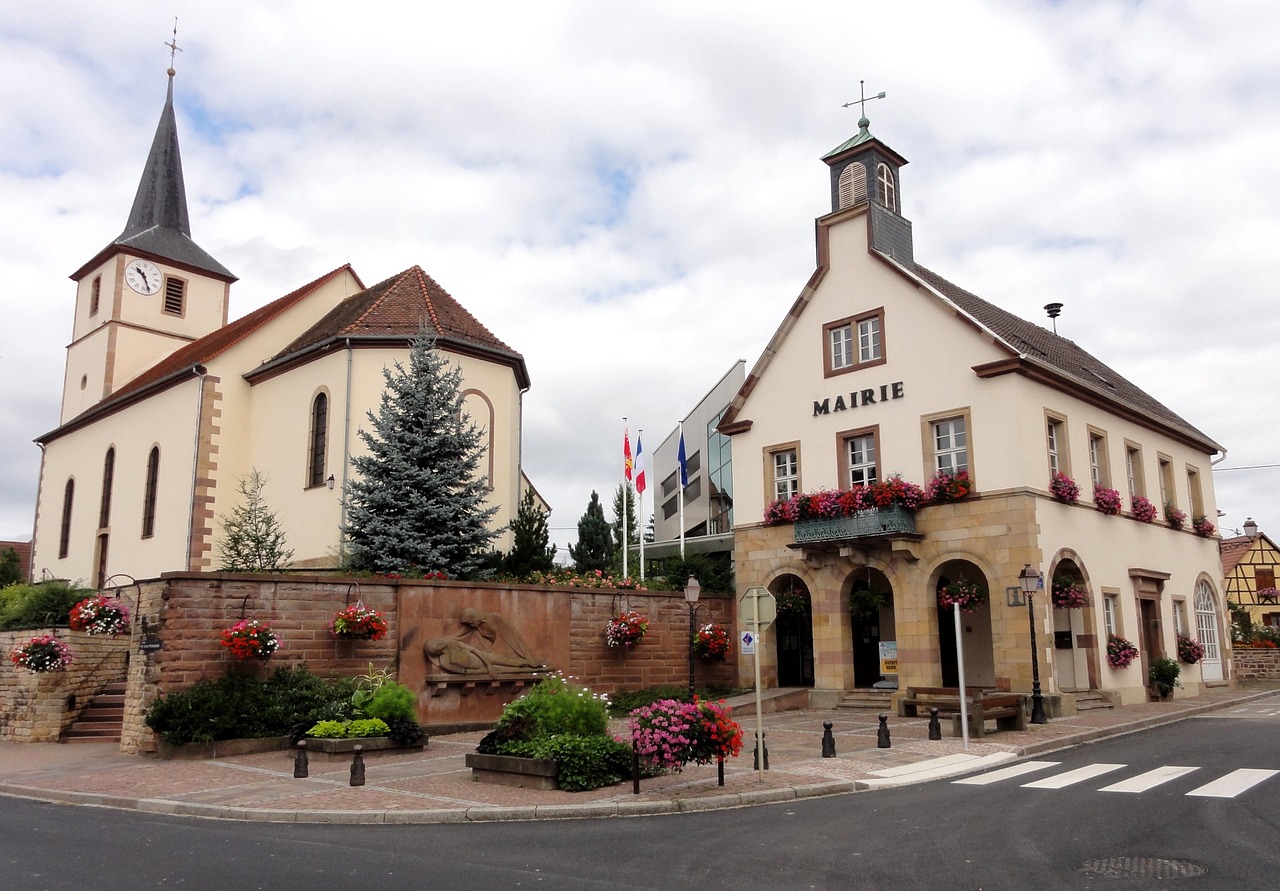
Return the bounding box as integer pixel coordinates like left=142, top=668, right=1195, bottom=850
left=326, top=474, right=335, bottom=490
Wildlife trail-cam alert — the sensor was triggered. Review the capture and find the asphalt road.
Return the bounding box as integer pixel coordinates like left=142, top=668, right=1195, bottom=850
left=5, top=701, right=1280, bottom=890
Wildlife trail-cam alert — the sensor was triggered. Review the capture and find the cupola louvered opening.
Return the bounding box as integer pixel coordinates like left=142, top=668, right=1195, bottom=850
left=163, top=277, right=185, bottom=315
left=876, top=162, right=896, bottom=212
left=838, top=162, right=868, bottom=209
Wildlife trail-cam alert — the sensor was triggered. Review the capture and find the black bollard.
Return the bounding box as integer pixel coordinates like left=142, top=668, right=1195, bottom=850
left=293, top=739, right=309, bottom=778
left=717, top=755, right=725, bottom=786
left=821, top=721, right=837, bottom=758
left=753, top=732, right=770, bottom=770
left=350, top=744, right=366, bottom=787
left=877, top=713, right=891, bottom=749
left=928, top=707, right=942, bottom=741
left=632, top=748, right=641, bottom=796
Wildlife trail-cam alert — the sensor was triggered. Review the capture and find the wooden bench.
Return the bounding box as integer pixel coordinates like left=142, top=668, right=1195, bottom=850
left=896, top=686, right=1028, bottom=738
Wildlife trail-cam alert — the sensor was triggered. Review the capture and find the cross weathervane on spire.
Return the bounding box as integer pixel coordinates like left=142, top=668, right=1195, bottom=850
left=165, top=17, right=183, bottom=74
left=842, top=80, right=886, bottom=120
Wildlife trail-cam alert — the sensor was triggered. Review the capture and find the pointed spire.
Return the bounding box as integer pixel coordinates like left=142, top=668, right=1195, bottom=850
left=120, top=71, right=192, bottom=241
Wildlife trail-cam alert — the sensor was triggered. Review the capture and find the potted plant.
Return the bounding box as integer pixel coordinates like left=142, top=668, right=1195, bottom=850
left=1130, top=496, right=1158, bottom=523
left=68, top=595, right=131, bottom=636
left=1051, top=577, right=1089, bottom=609
left=10, top=634, right=74, bottom=672
left=1149, top=657, right=1181, bottom=699
left=924, top=469, right=972, bottom=504
left=850, top=588, right=889, bottom=620
left=1192, top=515, right=1216, bottom=537
left=1093, top=484, right=1123, bottom=515
left=221, top=618, right=281, bottom=661
left=1164, top=502, right=1187, bottom=529
left=604, top=611, right=648, bottom=648
left=1177, top=634, right=1205, bottom=665
left=937, top=579, right=987, bottom=612
left=1106, top=634, right=1138, bottom=669
left=331, top=603, right=389, bottom=640
left=1049, top=471, right=1080, bottom=504
left=692, top=623, right=731, bottom=661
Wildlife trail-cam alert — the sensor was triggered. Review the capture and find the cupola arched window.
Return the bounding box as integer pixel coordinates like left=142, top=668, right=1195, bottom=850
left=837, top=163, right=867, bottom=209
left=876, top=162, right=897, bottom=211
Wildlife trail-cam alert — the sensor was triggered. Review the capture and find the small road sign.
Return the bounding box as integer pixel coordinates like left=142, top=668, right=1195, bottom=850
left=740, top=630, right=756, bottom=655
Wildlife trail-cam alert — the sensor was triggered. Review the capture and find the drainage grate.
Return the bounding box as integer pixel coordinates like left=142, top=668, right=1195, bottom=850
left=1078, top=857, right=1207, bottom=879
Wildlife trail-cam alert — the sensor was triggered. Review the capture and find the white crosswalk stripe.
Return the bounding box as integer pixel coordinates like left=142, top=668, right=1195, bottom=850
left=953, top=761, right=1279, bottom=799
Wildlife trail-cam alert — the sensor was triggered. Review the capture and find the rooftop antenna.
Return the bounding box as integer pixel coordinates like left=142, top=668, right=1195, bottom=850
left=842, top=80, right=886, bottom=133
left=164, top=17, right=183, bottom=76
left=1044, top=302, right=1063, bottom=334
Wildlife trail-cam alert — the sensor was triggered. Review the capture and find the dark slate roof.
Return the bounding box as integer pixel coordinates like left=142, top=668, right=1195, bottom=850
left=72, top=74, right=234, bottom=282
left=910, top=263, right=1220, bottom=451
left=260, top=266, right=530, bottom=389
left=38, top=265, right=360, bottom=442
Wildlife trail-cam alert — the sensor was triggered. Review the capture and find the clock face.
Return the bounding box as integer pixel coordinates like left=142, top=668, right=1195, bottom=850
left=125, top=259, right=163, bottom=295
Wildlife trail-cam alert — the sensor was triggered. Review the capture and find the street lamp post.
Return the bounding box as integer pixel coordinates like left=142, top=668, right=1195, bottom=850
left=684, top=575, right=701, bottom=702
left=1020, top=563, right=1047, bottom=724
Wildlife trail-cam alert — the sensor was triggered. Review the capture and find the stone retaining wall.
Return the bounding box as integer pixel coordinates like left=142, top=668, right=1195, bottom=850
left=0, top=628, right=129, bottom=742
left=1231, top=648, right=1280, bottom=679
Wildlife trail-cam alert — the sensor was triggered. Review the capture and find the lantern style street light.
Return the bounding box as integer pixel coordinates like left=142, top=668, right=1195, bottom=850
left=1020, top=563, right=1048, bottom=724
left=684, top=575, right=701, bottom=702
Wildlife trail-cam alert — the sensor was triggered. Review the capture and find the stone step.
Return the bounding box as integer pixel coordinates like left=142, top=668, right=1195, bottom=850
left=62, top=681, right=127, bottom=744
left=837, top=691, right=896, bottom=711
left=1074, top=691, right=1114, bottom=711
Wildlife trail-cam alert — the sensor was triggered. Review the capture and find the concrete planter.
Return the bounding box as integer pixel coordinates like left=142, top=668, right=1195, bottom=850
left=465, top=752, right=559, bottom=790
left=303, top=736, right=426, bottom=762
left=157, top=736, right=290, bottom=760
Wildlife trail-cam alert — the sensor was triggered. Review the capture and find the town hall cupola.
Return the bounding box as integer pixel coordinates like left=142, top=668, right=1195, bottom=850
left=821, top=87, right=913, bottom=266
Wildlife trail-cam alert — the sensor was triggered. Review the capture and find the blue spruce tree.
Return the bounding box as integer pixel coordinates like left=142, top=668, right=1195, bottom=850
left=345, top=335, right=499, bottom=576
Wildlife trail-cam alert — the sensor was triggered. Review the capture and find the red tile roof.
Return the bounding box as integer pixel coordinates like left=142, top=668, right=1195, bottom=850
left=1220, top=535, right=1255, bottom=575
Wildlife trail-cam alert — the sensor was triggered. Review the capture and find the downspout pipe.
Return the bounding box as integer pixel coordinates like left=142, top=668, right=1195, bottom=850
left=185, top=366, right=207, bottom=571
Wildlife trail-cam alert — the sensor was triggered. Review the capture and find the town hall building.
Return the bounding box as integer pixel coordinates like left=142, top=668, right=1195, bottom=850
left=31, top=70, right=531, bottom=585
left=721, top=114, right=1231, bottom=707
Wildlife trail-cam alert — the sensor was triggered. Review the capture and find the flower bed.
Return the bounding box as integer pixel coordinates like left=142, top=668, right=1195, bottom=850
left=629, top=697, right=743, bottom=771
left=764, top=474, right=925, bottom=526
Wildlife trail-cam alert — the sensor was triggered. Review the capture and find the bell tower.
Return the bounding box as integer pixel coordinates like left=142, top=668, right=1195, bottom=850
left=61, top=60, right=236, bottom=423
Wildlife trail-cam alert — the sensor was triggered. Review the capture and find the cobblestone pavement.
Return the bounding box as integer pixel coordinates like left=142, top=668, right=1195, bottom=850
left=3, top=683, right=1277, bottom=824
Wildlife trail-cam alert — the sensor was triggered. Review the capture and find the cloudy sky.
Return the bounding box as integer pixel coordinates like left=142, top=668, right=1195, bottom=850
left=2, top=1, right=1277, bottom=555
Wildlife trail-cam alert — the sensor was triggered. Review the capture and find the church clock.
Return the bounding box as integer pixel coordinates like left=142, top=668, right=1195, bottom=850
left=125, top=258, right=163, bottom=295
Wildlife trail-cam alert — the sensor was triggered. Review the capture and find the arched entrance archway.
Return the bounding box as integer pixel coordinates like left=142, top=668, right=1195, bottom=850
left=1049, top=558, right=1093, bottom=691
left=1195, top=580, right=1224, bottom=682
left=849, top=567, right=894, bottom=688
left=935, top=561, right=995, bottom=688
left=771, top=574, right=814, bottom=687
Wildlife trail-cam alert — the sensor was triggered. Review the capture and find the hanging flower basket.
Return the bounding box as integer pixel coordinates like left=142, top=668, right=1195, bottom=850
left=1093, top=484, right=1123, bottom=515
left=1192, top=515, right=1215, bottom=537
left=924, top=469, right=972, bottom=504
left=1131, top=496, right=1158, bottom=523
left=68, top=595, right=132, bottom=636
left=1164, top=502, right=1187, bottom=530
left=850, top=588, right=889, bottom=620
left=775, top=589, right=810, bottom=617
left=1049, top=471, right=1080, bottom=504
left=1177, top=634, right=1205, bottom=665
left=1106, top=634, right=1139, bottom=670
left=938, top=579, right=987, bottom=612
left=331, top=604, right=388, bottom=640
left=605, top=611, right=648, bottom=648
left=10, top=635, right=74, bottom=673
left=1051, top=577, right=1089, bottom=609
left=692, top=623, right=731, bottom=661
left=221, top=619, right=280, bottom=661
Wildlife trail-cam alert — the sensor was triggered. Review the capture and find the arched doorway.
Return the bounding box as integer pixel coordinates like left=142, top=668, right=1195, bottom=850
left=935, top=561, right=995, bottom=688
left=1195, top=580, right=1224, bottom=682
left=771, top=574, right=814, bottom=687
left=1049, top=559, right=1090, bottom=691
left=849, top=567, right=894, bottom=688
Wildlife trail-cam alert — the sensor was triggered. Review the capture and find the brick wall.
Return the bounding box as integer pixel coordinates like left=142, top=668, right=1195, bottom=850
left=1, top=628, right=129, bottom=742
left=1232, top=649, right=1280, bottom=679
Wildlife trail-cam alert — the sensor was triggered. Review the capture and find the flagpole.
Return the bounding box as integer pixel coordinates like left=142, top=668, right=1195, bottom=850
left=622, top=418, right=629, bottom=581
left=637, top=428, right=645, bottom=580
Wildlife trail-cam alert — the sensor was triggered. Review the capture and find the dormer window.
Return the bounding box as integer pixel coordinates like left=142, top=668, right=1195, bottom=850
left=837, top=162, right=868, bottom=209
left=876, top=163, right=896, bottom=211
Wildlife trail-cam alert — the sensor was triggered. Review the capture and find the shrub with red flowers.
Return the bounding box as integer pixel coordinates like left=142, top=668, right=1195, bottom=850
left=1130, top=496, right=1158, bottom=523
left=10, top=634, right=73, bottom=672
left=331, top=604, right=389, bottom=640
left=422, top=570, right=449, bottom=580
left=1049, top=471, right=1080, bottom=504
left=1164, top=502, right=1187, bottom=530
left=1177, top=634, right=1205, bottom=665
left=1051, top=577, right=1089, bottom=609
left=68, top=595, right=131, bottom=636
left=937, top=578, right=987, bottom=612
left=605, top=611, right=649, bottom=648
left=1106, top=634, right=1139, bottom=669
left=1093, top=484, right=1123, bottom=515
left=1192, top=515, right=1215, bottom=537
left=692, top=623, right=731, bottom=661
left=629, top=697, right=743, bottom=771
left=220, top=619, right=280, bottom=661
left=525, top=568, right=646, bottom=590
left=924, top=469, right=972, bottom=504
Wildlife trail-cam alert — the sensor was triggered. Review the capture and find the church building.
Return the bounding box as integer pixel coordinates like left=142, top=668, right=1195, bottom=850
left=721, top=113, right=1230, bottom=707
left=31, top=70, right=530, bottom=585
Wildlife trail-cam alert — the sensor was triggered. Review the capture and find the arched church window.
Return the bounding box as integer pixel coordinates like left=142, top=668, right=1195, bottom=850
left=59, top=479, right=75, bottom=559
left=99, top=447, right=115, bottom=529
left=838, top=163, right=867, bottom=209
left=876, top=163, right=896, bottom=211
left=308, top=392, right=328, bottom=488
left=142, top=447, right=160, bottom=539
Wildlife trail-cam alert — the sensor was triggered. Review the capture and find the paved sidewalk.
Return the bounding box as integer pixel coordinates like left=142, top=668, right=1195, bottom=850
left=2, top=683, right=1276, bottom=824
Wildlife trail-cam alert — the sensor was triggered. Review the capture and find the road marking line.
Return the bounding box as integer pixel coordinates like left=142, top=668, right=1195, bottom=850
left=1022, top=763, right=1126, bottom=789
left=953, top=761, right=1060, bottom=785
left=1099, top=765, right=1199, bottom=793
left=1186, top=769, right=1279, bottom=799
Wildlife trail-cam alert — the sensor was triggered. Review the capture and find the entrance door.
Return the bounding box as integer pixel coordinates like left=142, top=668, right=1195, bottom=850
left=1138, top=598, right=1162, bottom=692
left=776, top=612, right=814, bottom=687
left=1195, top=581, right=1224, bottom=681
left=938, top=604, right=959, bottom=687
left=851, top=615, right=882, bottom=687
left=1052, top=606, right=1078, bottom=690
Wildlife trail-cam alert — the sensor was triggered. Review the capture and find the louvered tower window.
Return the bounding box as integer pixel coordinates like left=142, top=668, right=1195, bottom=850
left=163, top=277, right=185, bottom=315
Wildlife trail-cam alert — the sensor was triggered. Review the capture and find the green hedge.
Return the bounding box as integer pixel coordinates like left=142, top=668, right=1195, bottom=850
left=0, top=581, right=93, bottom=631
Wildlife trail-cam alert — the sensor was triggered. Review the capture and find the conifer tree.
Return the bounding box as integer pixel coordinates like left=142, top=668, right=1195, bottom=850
left=502, top=487, right=557, bottom=576
left=568, top=490, right=614, bottom=572
left=610, top=482, right=638, bottom=557
left=218, top=469, right=295, bottom=571
left=344, top=335, right=499, bottom=576
left=0, top=547, right=22, bottom=587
